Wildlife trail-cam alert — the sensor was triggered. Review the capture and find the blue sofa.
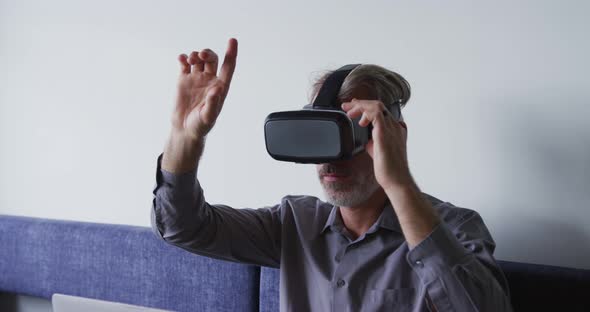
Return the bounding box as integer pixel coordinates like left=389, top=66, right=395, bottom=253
left=1, top=214, right=589, bottom=311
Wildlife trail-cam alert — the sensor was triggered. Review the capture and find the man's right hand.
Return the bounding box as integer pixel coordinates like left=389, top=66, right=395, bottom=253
left=172, top=38, right=238, bottom=142
left=162, top=38, right=238, bottom=174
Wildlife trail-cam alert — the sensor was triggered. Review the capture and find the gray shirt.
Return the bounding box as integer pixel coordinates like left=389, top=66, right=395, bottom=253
left=151, top=153, right=512, bottom=312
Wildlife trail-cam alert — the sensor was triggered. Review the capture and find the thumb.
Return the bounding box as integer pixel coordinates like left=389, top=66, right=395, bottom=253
left=366, top=139, right=374, bottom=159
left=201, top=88, right=222, bottom=125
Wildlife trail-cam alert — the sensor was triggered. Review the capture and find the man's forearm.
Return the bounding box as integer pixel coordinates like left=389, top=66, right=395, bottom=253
left=385, top=181, right=441, bottom=250
left=162, top=130, right=206, bottom=174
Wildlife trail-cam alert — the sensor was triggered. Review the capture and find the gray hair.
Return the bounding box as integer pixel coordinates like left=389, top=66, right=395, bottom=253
left=308, top=64, right=411, bottom=121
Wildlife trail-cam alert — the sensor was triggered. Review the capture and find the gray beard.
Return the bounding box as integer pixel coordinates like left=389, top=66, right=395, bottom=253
left=320, top=173, right=381, bottom=207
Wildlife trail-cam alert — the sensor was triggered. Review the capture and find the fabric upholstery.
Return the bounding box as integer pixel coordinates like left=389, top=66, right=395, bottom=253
left=0, top=215, right=260, bottom=312
left=498, top=260, right=590, bottom=312
left=259, top=266, right=280, bottom=312
left=2, top=214, right=590, bottom=311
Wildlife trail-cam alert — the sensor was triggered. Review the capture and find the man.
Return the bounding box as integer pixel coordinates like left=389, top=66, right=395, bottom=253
left=151, top=38, right=513, bottom=311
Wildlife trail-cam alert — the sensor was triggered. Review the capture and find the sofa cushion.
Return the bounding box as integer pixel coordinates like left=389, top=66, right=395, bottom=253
left=498, top=260, right=590, bottom=312
left=0, top=215, right=261, bottom=312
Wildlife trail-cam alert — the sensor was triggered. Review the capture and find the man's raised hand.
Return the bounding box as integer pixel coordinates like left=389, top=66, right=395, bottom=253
left=171, top=38, right=238, bottom=141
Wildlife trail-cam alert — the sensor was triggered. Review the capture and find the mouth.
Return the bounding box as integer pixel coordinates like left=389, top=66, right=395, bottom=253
left=322, top=174, right=351, bottom=182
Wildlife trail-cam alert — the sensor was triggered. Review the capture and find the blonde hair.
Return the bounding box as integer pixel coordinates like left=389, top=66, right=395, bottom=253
left=308, top=64, right=411, bottom=121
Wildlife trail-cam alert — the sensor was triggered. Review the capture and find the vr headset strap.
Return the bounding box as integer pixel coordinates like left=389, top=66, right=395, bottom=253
left=312, top=64, right=361, bottom=110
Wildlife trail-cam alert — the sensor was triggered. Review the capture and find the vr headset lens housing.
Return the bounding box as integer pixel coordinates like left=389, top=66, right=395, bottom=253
left=264, top=109, right=356, bottom=163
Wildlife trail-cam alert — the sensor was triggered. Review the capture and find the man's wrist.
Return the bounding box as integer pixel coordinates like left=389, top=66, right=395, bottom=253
left=162, top=130, right=205, bottom=174
left=385, top=180, right=440, bottom=249
left=384, top=176, right=419, bottom=198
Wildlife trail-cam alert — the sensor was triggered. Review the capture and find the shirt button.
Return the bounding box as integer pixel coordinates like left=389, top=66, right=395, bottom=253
left=464, top=243, right=481, bottom=253
left=336, top=279, right=346, bottom=287
left=455, top=231, right=467, bottom=240
left=415, top=260, right=424, bottom=267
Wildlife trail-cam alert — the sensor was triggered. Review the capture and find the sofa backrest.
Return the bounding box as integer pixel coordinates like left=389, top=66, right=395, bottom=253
left=259, top=267, right=280, bottom=312
left=3, top=214, right=590, bottom=312
left=498, top=260, right=590, bottom=312
left=0, top=215, right=261, bottom=312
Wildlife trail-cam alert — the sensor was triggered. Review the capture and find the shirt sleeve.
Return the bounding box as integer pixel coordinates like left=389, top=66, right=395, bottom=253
left=405, top=206, right=513, bottom=312
left=150, top=152, right=282, bottom=268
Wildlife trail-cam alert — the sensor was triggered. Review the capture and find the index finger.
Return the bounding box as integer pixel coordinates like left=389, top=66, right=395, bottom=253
left=219, top=38, right=238, bottom=85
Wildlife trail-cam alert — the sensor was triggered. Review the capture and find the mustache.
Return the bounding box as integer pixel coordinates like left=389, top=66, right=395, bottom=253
left=319, top=165, right=351, bottom=176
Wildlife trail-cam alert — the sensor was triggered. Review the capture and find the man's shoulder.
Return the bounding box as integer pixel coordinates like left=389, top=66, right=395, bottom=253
left=281, top=194, right=323, bottom=204
left=421, top=192, right=483, bottom=227
left=280, top=194, right=332, bottom=210
left=278, top=194, right=333, bottom=220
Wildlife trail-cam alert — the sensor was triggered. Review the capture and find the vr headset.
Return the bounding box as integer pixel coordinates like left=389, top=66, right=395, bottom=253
left=264, top=64, right=409, bottom=164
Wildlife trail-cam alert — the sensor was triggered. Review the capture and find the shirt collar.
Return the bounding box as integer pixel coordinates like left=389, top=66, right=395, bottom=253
left=320, top=198, right=402, bottom=235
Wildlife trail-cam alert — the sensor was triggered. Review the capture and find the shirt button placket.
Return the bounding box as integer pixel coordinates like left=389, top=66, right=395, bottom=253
left=332, top=239, right=349, bottom=311
left=332, top=278, right=347, bottom=312
left=335, top=241, right=347, bottom=263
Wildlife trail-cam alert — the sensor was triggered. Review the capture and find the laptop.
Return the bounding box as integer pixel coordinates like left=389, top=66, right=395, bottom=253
left=52, top=293, right=172, bottom=312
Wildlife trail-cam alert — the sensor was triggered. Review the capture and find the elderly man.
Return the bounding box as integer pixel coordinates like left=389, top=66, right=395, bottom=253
left=151, top=38, right=513, bottom=311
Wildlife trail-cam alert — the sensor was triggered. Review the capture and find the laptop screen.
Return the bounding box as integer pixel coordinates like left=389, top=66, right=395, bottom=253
left=52, top=294, right=172, bottom=312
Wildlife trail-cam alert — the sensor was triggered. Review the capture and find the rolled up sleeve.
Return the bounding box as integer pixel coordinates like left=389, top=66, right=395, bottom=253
left=406, top=209, right=513, bottom=312
left=150, top=152, right=283, bottom=268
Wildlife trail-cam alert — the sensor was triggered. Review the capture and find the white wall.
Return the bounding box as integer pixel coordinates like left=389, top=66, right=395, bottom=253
left=1, top=0, right=588, bottom=270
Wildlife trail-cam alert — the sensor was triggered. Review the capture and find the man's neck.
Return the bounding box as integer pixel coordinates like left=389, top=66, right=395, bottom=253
left=339, top=188, right=388, bottom=240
